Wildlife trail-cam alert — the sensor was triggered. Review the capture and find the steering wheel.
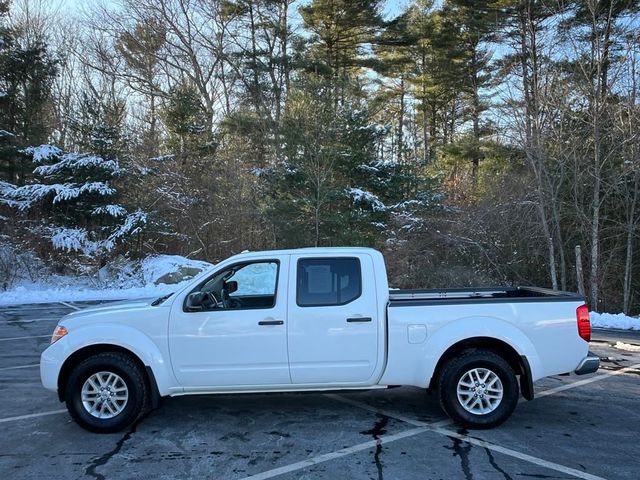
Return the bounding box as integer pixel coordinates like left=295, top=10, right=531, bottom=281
left=226, top=297, right=242, bottom=309
left=207, top=292, right=223, bottom=309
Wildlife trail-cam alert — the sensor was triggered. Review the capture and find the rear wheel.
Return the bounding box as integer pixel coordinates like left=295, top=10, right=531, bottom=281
left=438, top=350, right=519, bottom=429
left=65, top=352, right=147, bottom=433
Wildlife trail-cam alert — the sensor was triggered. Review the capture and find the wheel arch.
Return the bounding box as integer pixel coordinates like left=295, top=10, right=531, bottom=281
left=429, top=337, right=534, bottom=400
left=57, top=344, right=161, bottom=407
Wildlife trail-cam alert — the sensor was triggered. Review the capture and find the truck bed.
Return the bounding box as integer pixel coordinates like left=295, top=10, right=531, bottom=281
left=389, top=286, right=583, bottom=306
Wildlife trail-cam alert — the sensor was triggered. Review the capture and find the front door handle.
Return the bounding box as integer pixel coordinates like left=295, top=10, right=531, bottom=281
left=258, top=320, right=284, bottom=326
left=346, top=317, right=372, bottom=323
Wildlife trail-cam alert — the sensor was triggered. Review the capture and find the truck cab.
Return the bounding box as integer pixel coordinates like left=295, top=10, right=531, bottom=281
left=168, top=248, right=388, bottom=389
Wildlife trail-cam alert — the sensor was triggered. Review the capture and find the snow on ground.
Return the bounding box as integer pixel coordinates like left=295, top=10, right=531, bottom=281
left=139, top=255, right=211, bottom=285
left=0, top=255, right=212, bottom=306
left=613, top=341, right=640, bottom=352
left=590, top=312, right=640, bottom=331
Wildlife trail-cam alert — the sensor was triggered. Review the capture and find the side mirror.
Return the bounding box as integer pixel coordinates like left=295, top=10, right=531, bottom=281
left=225, top=281, right=238, bottom=295
left=185, top=292, right=205, bottom=311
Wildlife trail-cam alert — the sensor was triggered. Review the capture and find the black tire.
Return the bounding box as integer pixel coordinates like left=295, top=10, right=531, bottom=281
left=438, top=350, right=519, bottom=429
left=64, top=352, right=147, bottom=433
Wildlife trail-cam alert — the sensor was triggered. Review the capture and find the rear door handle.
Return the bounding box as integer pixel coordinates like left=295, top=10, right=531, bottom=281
left=346, top=317, right=372, bottom=323
left=258, top=320, right=284, bottom=326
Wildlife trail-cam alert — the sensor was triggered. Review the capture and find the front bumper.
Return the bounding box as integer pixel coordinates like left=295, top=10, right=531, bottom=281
left=574, top=352, right=600, bottom=375
left=40, top=341, right=66, bottom=392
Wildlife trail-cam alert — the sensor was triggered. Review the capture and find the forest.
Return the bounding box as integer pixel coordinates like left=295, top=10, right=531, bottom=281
left=0, top=0, right=639, bottom=314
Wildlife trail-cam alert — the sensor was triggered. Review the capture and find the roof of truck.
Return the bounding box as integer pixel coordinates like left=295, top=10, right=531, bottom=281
left=227, top=246, right=381, bottom=259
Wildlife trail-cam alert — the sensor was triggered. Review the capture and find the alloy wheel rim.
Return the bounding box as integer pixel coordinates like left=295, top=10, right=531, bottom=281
left=81, top=371, right=129, bottom=419
left=456, top=367, right=503, bottom=415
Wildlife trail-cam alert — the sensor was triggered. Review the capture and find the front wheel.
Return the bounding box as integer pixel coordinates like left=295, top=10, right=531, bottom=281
left=438, top=350, right=519, bottom=429
left=65, top=352, right=147, bottom=433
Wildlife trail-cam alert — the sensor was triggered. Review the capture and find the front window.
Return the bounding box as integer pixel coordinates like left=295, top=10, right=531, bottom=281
left=191, top=260, right=278, bottom=310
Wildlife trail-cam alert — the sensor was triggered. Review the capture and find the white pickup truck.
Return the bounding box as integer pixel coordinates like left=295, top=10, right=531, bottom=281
left=41, top=247, right=599, bottom=433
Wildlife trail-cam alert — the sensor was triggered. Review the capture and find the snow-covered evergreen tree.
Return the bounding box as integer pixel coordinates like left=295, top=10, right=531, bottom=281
left=0, top=85, right=152, bottom=262
left=2, top=141, right=147, bottom=256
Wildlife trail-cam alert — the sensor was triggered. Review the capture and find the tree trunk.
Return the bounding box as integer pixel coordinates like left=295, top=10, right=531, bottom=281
left=421, top=50, right=429, bottom=163
left=551, top=201, right=567, bottom=290
left=518, top=2, right=557, bottom=290
left=470, top=49, right=481, bottom=191
left=397, top=76, right=405, bottom=164
left=623, top=174, right=638, bottom=314
left=589, top=168, right=601, bottom=307
left=586, top=1, right=614, bottom=310
left=623, top=224, right=634, bottom=314
left=575, top=245, right=586, bottom=298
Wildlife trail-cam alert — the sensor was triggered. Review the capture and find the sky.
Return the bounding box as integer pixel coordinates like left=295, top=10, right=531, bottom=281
left=53, top=0, right=411, bottom=20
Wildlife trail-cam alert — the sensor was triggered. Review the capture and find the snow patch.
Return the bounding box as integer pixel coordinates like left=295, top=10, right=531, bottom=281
left=107, top=209, right=147, bottom=244
left=590, top=312, right=640, bottom=331
left=93, top=204, right=127, bottom=217
left=51, top=228, right=89, bottom=252
left=141, top=255, right=212, bottom=286
left=6, top=182, right=116, bottom=209
left=613, top=341, right=640, bottom=352
left=251, top=167, right=268, bottom=177
left=347, top=187, right=386, bottom=212
left=150, top=154, right=175, bottom=162
left=0, top=255, right=212, bottom=306
left=33, top=153, right=121, bottom=176
left=21, top=144, right=63, bottom=163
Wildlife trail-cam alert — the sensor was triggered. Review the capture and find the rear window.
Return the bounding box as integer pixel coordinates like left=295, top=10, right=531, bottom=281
left=296, top=257, right=361, bottom=307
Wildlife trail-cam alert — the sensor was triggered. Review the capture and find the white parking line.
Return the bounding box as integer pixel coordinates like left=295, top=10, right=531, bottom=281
left=239, top=426, right=429, bottom=480
left=430, top=426, right=606, bottom=480
left=0, top=305, right=67, bottom=312
left=0, top=409, right=67, bottom=424
left=239, top=396, right=453, bottom=480
left=0, top=363, right=39, bottom=371
left=327, top=394, right=606, bottom=480
left=59, top=301, right=81, bottom=310
left=328, top=367, right=635, bottom=480
left=0, top=334, right=51, bottom=342
left=0, top=317, right=59, bottom=324
left=536, top=362, right=640, bottom=398
left=325, top=393, right=448, bottom=428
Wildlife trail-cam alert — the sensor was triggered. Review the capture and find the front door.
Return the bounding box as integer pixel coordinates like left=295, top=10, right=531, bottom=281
left=287, top=254, right=379, bottom=384
left=168, top=256, right=290, bottom=387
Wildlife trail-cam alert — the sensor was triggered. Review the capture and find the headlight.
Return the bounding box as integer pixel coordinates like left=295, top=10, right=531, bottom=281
left=51, top=325, right=68, bottom=344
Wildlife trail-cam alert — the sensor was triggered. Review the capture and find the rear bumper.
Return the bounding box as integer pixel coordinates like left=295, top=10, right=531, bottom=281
left=574, top=352, right=600, bottom=375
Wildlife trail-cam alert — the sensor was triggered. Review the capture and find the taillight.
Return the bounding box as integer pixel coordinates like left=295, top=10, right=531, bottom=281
left=576, top=305, right=591, bottom=342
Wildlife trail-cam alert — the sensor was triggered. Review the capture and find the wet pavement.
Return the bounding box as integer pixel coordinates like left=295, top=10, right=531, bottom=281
left=0, top=300, right=638, bottom=480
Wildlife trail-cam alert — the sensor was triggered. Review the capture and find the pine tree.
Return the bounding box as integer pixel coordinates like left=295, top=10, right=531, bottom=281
left=0, top=1, right=57, bottom=185
left=299, top=0, right=384, bottom=103
left=116, top=17, right=166, bottom=157
left=2, top=142, right=146, bottom=258
left=262, top=74, right=389, bottom=247
left=372, top=8, right=414, bottom=164
left=163, top=81, right=212, bottom=161
left=444, top=0, right=507, bottom=187
left=1, top=88, right=147, bottom=260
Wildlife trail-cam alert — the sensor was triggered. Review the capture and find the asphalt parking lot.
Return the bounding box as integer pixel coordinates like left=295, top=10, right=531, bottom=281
left=1, top=301, right=639, bottom=480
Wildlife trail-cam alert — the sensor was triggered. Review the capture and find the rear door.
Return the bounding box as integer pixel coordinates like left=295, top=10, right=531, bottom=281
left=287, top=253, right=378, bottom=384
